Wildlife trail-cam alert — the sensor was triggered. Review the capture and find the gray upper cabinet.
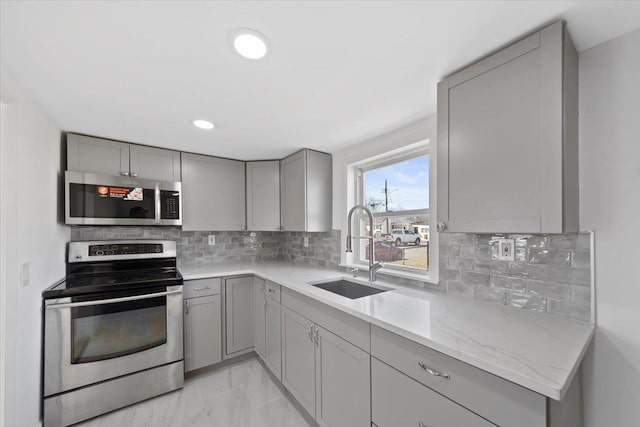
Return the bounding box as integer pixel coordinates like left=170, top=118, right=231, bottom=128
left=67, top=134, right=130, bottom=177
left=67, top=133, right=181, bottom=181
left=129, top=144, right=181, bottom=181
left=280, top=149, right=332, bottom=232
left=246, top=161, right=281, bottom=231
left=181, top=153, right=246, bottom=231
left=437, top=21, right=578, bottom=233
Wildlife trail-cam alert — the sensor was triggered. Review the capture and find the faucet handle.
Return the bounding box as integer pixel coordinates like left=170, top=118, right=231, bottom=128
left=351, top=268, right=359, bottom=277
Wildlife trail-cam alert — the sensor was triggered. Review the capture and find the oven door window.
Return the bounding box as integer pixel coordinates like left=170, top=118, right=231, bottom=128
left=71, top=295, right=167, bottom=364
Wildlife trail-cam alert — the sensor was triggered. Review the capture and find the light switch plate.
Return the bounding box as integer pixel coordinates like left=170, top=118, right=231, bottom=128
left=496, top=239, right=515, bottom=261
left=208, top=235, right=216, bottom=245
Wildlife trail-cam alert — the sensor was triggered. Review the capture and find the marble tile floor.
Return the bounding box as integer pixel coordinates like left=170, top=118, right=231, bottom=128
left=75, top=357, right=313, bottom=427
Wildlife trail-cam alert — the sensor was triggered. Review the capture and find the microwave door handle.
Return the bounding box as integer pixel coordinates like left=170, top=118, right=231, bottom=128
left=154, top=183, right=161, bottom=224
left=45, top=289, right=182, bottom=309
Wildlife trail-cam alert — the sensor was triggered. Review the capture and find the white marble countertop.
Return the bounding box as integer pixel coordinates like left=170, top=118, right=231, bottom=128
left=179, top=261, right=594, bottom=401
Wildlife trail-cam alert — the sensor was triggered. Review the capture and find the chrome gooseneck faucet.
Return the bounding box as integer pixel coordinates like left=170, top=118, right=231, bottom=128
left=346, top=205, right=383, bottom=282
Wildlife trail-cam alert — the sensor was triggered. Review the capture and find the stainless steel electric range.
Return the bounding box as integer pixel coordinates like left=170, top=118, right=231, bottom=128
left=42, top=240, right=184, bottom=427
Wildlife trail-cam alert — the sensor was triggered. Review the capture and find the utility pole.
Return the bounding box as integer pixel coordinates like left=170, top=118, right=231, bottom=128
left=383, top=179, right=397, bottom=212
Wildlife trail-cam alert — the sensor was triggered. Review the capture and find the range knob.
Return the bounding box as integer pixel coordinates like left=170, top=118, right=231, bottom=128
left=96, top=250, right=104, bottom=256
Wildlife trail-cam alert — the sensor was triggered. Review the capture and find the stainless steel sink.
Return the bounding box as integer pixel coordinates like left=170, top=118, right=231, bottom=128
left=311, top=279, right=390, bottom=299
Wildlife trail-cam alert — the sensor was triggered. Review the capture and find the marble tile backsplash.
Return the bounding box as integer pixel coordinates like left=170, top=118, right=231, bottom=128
left=439, top=232, right=592, bottom=322
left=69, top=227, right=340, bottom=267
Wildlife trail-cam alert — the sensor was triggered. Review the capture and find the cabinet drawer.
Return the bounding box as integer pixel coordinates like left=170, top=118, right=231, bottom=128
left=183, top=278, right=221, bottom=299
left=265, top=280, right=281, bottom=302
left=371, top=326, right=546, bottom=427
left=372, top=358, right=495, bottom=427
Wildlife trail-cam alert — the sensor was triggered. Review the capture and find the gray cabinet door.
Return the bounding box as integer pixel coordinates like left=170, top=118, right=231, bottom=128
left=371, top=358, right=495, bottom=427
left=184, top=295, right=222, bottom=372
left=67, top=133, right=130, bottom=176
left=265, top=297, right=282, bottom=381
left=437, top=21, right=577, bottom=233
left=225, top=277, right=254, bottom=355
left=246, top=161, right=281, bottom=231
left=254, top=279, right=266, bottom=360
left=181, top=153, right=246, bottom=231
left=281, top=306, right=316, bottom=417
left=129, top=144, right=181, bottom=181
left=280, top=150, right=332, bottom=232
left=315, top=326, right=370, bottom=427
left=280, top=150, right=307, bottom=231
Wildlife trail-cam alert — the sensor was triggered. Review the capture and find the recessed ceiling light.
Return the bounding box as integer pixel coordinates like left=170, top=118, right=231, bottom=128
left=231, top=29, right=268, bottom=59
left=193, top=119, right=214, bottom=130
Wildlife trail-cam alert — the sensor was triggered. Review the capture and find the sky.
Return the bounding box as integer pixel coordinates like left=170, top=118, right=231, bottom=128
left=364, top=155, right=429, bottom=211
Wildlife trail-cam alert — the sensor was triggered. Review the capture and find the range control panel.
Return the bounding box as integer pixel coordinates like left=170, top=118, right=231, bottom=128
left=89, top=243, right=163, bottom=257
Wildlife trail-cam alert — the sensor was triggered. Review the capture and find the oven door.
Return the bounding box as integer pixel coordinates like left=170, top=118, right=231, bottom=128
left=65, top=171, right=182, bottom=226
left=44, top=285, right=183, bottom=397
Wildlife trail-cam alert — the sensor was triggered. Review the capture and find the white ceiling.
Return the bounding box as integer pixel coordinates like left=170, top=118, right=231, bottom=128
left=2, top=1, right=640, bottom=160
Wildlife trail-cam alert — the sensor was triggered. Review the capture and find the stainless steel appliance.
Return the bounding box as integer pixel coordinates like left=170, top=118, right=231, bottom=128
left=43, top=241, right=184, bottom=427
left=65, top=171, right=182, bottom=226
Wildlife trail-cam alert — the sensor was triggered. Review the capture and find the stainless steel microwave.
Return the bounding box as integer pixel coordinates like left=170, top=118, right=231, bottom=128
left=65, top=171, right=182, bottom=226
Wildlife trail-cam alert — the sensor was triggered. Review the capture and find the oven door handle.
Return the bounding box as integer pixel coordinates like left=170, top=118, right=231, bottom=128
left=45, top=289, right=182, bottom=309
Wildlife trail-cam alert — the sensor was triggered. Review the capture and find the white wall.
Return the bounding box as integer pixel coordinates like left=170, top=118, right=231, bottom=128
left=0, top=68, right=69, bottom=427
left=579, top=28, right=640, bottom=427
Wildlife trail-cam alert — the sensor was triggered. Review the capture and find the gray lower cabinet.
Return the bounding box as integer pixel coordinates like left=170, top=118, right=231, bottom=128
left=281, top=306, right=316, bottom=416
left=67, top=133, right=181, bottom=181
left=246, top=161, right=281, bottom=231
left=280, top=149, right=332, bottom=232
left=281, top=301, right=370, bottom=427
left=371, top=358, right=494, bottom=427
left=254, top=278, right=267, bottom=359
left=224, top=276, right=255, bottom=356
left=437, top=20, right=578, bottom=233
left=181, top=153, right=246, bottom=231
left=183, top=279, right=222, bottom=372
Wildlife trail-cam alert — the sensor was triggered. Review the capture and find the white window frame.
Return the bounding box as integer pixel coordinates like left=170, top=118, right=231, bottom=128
left=342, top=139, right=439, bottom=284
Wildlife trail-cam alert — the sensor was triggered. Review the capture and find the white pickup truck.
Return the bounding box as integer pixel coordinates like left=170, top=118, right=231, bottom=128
left=389, top=229, right=421, bottom=246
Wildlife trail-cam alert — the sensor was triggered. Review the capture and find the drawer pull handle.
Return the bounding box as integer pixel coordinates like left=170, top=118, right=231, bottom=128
left=418, top=361, right=450, bottom=380
left=194, top=286, right=211, bottom=291
left=308, top=324, right=314, bottom=343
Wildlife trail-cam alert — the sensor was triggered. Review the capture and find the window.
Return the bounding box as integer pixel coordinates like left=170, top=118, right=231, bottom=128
left=355, top=154, right=430, bottom=273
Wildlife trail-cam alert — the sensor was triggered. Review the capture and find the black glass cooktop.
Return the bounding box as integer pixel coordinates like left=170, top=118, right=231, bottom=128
left=43, top=258, right=182, bottom=299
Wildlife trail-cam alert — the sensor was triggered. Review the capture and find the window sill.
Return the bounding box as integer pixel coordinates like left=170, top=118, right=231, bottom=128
left=339, top=263, right=437, bottom=285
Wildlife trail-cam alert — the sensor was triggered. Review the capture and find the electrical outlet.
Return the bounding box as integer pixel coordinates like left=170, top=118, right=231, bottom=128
left=21, top=262, right=30, bottom=287
left=496, top=239, right=515, bottom=261
left=303, top=237, right=309, bottom=248
left=208, top=235, right=216, bottom=245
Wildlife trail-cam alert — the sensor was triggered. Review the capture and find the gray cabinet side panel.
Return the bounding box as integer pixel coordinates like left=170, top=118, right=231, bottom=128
left=306, top=150, right=332, bottom=232
left=437, top=79, right=450, bottom=227
left=280, top=151, right=307, bottom=231
left=539, top=21, right=564, bottom=233
left=562, top=26, right=580, bottom=233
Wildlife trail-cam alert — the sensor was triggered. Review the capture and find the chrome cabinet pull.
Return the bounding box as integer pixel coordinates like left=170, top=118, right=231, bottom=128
left=120, top=171, right=129, bottom=176
left=313, top=326, right=319, bottom=346
left=436, top=222, right=447, bottom=232
left=418, top=361, right=450, bottom=380
left=130, top=172, right=138, bottom=177
left=308, top=324, right=314, bottom=343
left=185, top=299, right=190, bottom=314
left=194, top=286, right=211, bottom=291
